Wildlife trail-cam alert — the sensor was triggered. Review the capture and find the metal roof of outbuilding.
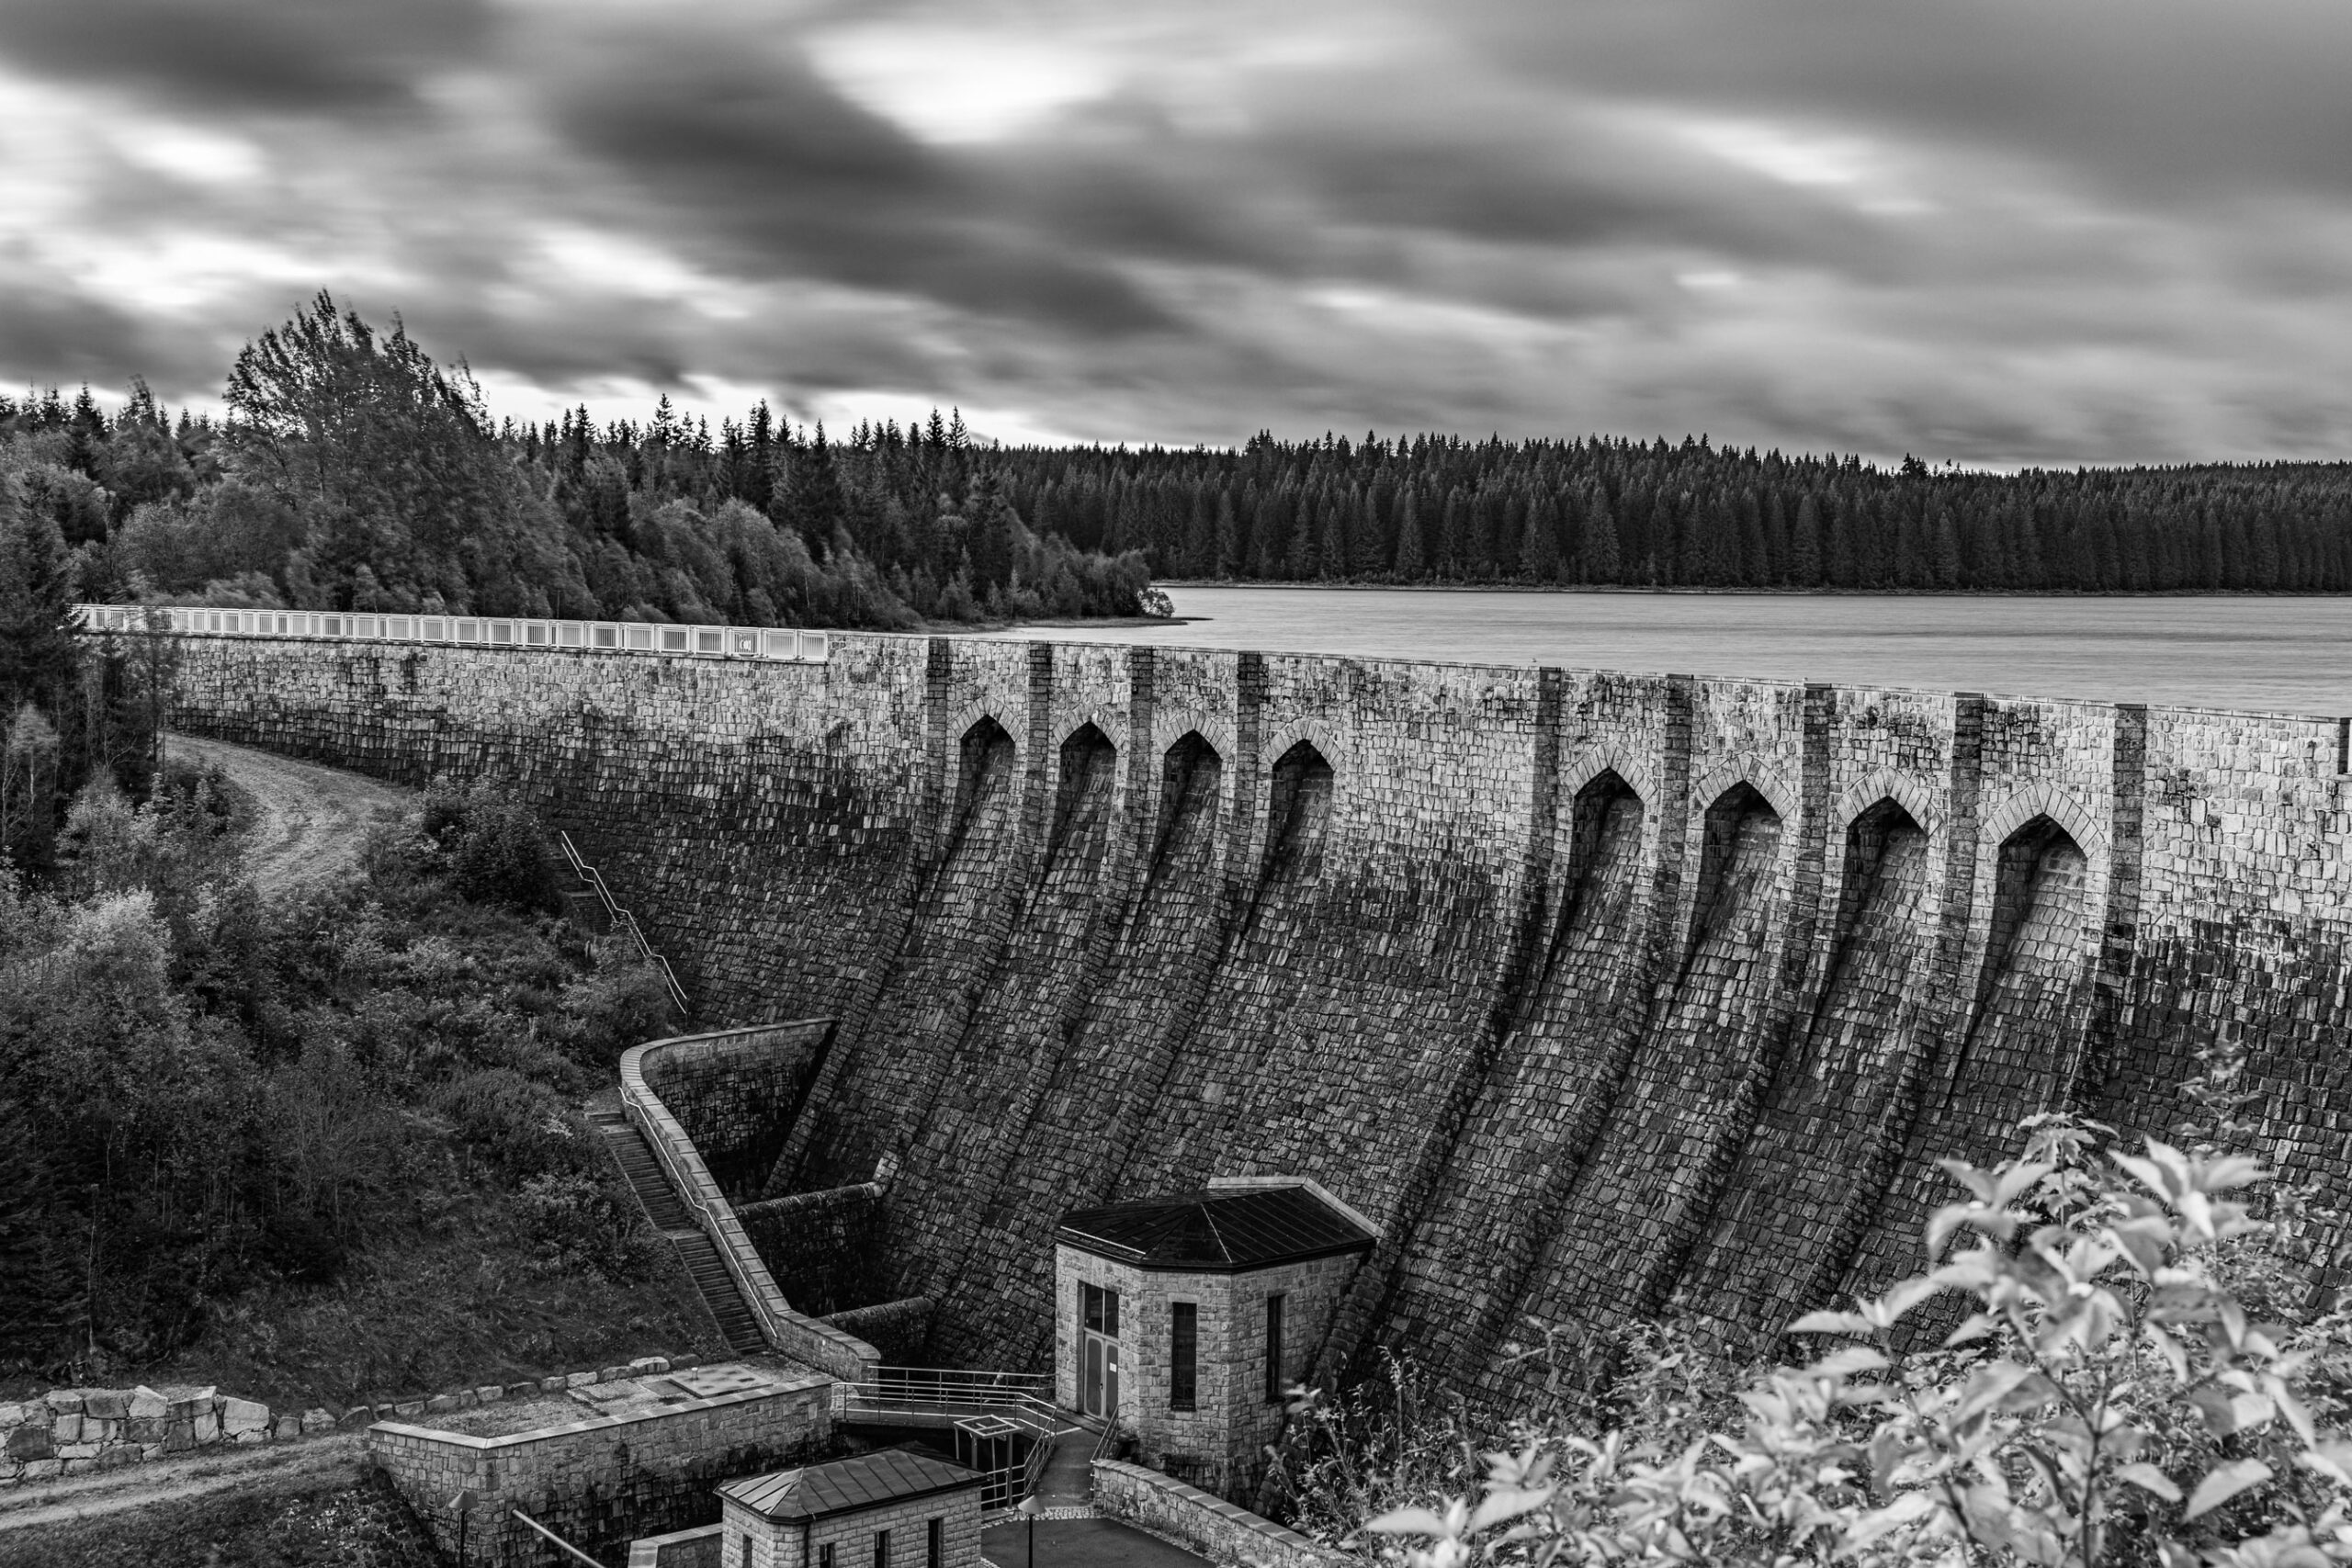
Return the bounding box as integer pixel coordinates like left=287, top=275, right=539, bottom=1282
left=718, top=1448, right=984, bottom=1522
left=1056, top=1184, right=1378, bottom=1272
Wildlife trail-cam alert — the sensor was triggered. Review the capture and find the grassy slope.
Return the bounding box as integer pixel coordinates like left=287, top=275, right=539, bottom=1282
left=144, top=1186, right=728, bottom=1413
left=0, top=1464, right=439, bottom=1568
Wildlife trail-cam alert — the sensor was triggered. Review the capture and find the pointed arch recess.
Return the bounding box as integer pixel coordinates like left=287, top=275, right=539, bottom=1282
left=1951, top=787, right=2109, bottom=1013
left=1053, top=705, right=1130, bottom=760
left=947, top=701, right=1021, bottom=766
left=1978, top=782, right=2108, bottom=867
left=1261, top=717, right=1349, bottom=787
left=1559, top=742, right=1657, bottom=813
left=1688, top=752, right=1799, bottom=823
left=1836, top=768, right=1941, bottom=836
left=1149, top=706, right=1236, bottom=770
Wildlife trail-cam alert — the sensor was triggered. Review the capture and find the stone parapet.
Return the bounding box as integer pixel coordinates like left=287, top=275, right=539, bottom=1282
left=628, top=1524, right=724, bottom=1567
left=1093, top=1459, right=1347, bottom=1567
left=623, top=1030, right=883, bottom=1382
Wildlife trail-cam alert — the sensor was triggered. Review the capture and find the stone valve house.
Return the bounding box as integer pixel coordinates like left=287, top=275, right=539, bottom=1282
left=1053, top=1177, right=1380, bottom=1494
left=717, top=1448, right=987, bottom=1568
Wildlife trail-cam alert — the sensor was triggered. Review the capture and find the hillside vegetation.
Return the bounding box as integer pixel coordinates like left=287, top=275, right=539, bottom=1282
left=0, top=763, right=722, bottom=1409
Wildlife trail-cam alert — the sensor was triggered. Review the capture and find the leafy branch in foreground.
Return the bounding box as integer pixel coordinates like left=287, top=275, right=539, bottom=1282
left=1362, top=1110, right=2352, bottom=1568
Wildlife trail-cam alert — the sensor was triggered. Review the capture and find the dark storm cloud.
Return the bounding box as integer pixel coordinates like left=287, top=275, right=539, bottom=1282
left=544, top=32, right=1177, bottom=336
left=0, top=0, right=490, bottom=111
left=1477, top=0, right=2352, bottom=207
left=0, top=279, right=218, bottom=392
left=1, top=0, right=2348, bottom=461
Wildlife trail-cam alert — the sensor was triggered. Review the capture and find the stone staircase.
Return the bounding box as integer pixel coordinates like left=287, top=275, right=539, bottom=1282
left=592, top=1110, right=766, bottom=1356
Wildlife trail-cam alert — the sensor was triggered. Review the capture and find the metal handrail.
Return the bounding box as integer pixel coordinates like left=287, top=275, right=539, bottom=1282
left=836, top=1382, right=1057, bottom=1423
left=1004, top=1425, right=1058, bottom=1517
left=68, top=603, right=832, bottom=663
left=868, top=1367, right=1051, bottom=1394
left=509, top=1507, right=603, bottom=1566
left=560, top=830, right=690, bottom=1018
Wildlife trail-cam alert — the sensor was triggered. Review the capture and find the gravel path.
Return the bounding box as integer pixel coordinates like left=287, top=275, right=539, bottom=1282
left=168, top=734, right=413, bottom=896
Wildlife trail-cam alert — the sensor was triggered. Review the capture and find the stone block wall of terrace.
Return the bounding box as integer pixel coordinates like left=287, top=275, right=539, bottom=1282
left=368, top=1366, right=832, bottom=1565
left=153, top=620, right=2352, bottom=1411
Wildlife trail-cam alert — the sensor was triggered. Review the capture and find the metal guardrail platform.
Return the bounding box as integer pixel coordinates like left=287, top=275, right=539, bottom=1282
left=834, top=1370, right=1068, bottom=1515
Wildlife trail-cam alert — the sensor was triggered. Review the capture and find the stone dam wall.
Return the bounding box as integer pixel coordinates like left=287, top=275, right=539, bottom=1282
left=166, top=632, right=2352, bottom=1406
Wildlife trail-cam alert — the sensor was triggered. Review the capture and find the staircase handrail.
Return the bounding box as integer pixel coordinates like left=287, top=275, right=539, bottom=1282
left=559, top=830, right=690, bottom=1018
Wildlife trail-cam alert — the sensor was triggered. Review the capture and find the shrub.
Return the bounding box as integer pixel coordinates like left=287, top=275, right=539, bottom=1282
left=512, top=1170, right=654, bottom=1281
left=449, top=792, right=560, bottom=912
left=431, top=1067, right=582, bottom=1181
left=555, top=946, right=679, bottom=1066
left=1354, top=1100, right=2352, bottom=1568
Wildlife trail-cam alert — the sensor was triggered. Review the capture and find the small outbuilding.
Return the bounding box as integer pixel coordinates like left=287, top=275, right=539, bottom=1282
left=1054, top=1176, right=1379, bottom=1496
left=717, top=1448, right=985, bottom=1568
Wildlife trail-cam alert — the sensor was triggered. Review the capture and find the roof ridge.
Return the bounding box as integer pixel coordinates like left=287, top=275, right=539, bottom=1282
left=1196, top=1199, right=1234, bottom=1264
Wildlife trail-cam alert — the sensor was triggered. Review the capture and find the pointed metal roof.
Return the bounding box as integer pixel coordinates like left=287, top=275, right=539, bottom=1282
left=718, top=1448, right=984, bottom=1522
left=1056, top=1184, right=1377, bottom=1273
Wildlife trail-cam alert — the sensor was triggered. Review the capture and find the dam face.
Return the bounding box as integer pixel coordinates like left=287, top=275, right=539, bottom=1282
left=168, top=632, right=2352, bottom=1398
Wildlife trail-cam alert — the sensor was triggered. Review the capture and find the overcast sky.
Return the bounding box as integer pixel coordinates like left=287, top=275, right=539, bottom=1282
left=2, top=0, right=2348, bottom=465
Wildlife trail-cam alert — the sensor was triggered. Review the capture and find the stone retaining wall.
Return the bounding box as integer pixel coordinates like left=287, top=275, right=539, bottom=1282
left=736, top=1182, right=894, bottom=1316
left=1093, top=1459, right=1348, bottom=1567
left=640, top=1021, right=835, bottom=1202
left=369, top=1372, right=831, bottom=1564
left=0, top=1385, right=329, bottom=1485
left=0, top=1355, right=693, bottom=1490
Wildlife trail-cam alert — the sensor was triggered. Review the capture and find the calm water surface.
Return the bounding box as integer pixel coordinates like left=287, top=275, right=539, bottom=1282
left=998, top=589, right=2352, bottom=715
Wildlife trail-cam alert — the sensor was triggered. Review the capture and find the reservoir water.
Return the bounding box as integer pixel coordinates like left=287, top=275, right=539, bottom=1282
left=999, top=588, right=2351, bottom=716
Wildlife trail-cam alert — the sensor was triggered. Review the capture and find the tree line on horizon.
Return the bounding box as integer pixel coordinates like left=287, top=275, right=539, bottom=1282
left=6, top=291, right=2351, bottom=628
left=987, top=433, right=2352, bottom=592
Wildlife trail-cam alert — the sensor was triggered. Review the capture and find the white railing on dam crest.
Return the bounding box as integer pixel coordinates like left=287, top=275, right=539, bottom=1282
left=71, top=603, right=831, bottom=663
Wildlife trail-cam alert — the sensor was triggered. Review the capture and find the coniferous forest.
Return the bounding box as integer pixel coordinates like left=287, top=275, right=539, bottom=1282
left=995, top=436, right=2352, bottom=593
left=6, top=293, right=2352, bottom=649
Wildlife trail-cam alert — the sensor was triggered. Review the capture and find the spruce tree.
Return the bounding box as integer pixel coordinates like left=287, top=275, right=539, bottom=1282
left=1393, top=488, right=1424, bottom=579
left=1285, top=490, right=1316, bottom=580
left=1522, top=494, right=1560, bottom=581
left=0, top=492, right=80, bottom=718
left=0, top=1106, right=74, bottom=1366
left=1214, top=489, right=1242, bottom=579
left=1318, top=488, right=1350, bottom=579
left=1584, top=487, right=1621, bottom=583
left=1792, top=492, right=1824, bottom=584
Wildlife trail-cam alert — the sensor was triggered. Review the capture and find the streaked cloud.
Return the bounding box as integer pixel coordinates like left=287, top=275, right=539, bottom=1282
left=0, top=0, right=2346, bottom=464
